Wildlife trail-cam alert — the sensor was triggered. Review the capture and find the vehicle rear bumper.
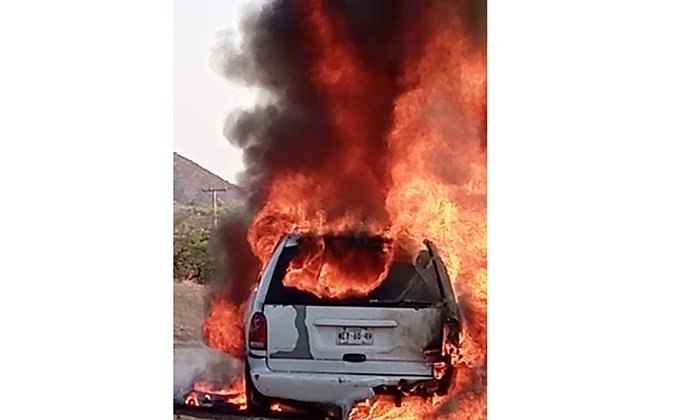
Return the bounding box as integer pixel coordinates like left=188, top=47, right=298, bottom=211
left=247, top=356, right=433, bottom=409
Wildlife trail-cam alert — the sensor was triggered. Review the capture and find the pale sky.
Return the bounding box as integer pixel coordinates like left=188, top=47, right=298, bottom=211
left=174, top=0, right=262, bottom=183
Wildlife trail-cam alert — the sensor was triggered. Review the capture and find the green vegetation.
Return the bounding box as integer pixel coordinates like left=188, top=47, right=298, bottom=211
left=173, top=204, right=220, bottom=284
left=173, top=201, right=251, bottom=284
left=174, top=224, right=215, bottom=284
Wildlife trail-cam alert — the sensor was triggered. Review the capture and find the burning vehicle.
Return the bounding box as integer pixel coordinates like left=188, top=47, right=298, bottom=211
left=243, top=232, right=462, bottom=418
left=177, top=0, right=487, bottom=418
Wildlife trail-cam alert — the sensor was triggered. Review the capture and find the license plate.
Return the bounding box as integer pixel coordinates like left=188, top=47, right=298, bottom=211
left=337, top=327, right=373, bottom=345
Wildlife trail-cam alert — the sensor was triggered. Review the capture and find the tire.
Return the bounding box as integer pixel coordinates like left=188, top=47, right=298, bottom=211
left=245, top=361, right=271, bottom=416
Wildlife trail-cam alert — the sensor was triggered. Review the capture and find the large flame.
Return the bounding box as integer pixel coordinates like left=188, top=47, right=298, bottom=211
left=203, top=0, right=487, bottom=418
left=284, top=234, right=393, bottom=299
left=202, top=299, right=246, bottom=360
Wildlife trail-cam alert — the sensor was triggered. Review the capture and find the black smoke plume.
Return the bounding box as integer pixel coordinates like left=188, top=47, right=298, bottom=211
left=213, top=0, right=485, bottom=214
left=208, top=0, right=486, bottom=317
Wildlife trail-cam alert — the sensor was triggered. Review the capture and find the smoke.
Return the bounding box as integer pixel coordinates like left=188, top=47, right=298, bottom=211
left=205, top=0, right=487, bottom=354
left=213, top=0, right=484, bottom=215
left=213, top=218, right=261, bottom=305
left=173, top=343, right=244, bottom=401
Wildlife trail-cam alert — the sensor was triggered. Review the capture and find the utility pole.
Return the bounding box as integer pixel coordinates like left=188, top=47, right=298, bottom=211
left=201, top=187, right=227, bottom=228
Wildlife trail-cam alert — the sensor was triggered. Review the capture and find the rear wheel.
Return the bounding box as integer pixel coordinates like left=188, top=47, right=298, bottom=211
left=245, top=361, right=271, bottom=416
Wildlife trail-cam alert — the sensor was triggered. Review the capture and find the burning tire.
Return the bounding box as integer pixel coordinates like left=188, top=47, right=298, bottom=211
left=245, top=361, right=272, bottom=416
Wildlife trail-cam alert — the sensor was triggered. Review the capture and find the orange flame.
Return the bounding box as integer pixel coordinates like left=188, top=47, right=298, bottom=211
left=283, top=234, right=393, bottom=299
left=184, top=392, right=199, bottom=407
left=202, top=300, right=246, bottom=360
left=204, top=0, right=486, bottom=418
left=183, top=378, right=248, bottom=411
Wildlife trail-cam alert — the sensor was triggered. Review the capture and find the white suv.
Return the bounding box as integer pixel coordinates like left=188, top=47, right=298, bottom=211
left=243, top=233, right=461, bottom=418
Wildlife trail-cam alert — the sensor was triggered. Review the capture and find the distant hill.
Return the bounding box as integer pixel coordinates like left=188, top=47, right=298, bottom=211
left=173, top=152, right=244, bottom=209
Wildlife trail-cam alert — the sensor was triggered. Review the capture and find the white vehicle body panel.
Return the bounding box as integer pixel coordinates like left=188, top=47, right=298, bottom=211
left=244, top=234, right=459, bottom=416
left=248, top=356, right=431, bottom=416
left=264, top=304, right=440, bottom=375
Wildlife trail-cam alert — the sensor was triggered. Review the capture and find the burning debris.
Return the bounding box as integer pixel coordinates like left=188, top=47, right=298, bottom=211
left=173, top=344, right=246, bottom=408
left=182, top=380, right=247, bottom=412
left=179, top=0, right=487, bottom=418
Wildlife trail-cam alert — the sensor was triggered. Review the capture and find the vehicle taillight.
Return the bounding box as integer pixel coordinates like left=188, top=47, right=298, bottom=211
left=248, top=312, right=267, bottom=351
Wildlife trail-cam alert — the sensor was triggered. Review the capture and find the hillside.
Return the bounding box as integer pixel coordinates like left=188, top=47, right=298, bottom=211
left=173, top=152, right=243, bottom=209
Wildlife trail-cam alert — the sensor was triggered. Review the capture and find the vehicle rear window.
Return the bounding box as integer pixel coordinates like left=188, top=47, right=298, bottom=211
left=264, top=238, right=443, bottom=307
